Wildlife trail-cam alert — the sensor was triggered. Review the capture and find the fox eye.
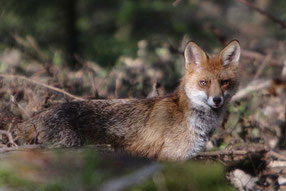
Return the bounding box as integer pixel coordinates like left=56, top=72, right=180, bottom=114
left=199, top=80, right=208, bottom=87
left=221, top=79, right=230, bottom=86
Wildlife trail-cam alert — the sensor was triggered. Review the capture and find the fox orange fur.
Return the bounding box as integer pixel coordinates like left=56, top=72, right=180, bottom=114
left=16, top=40, right=241, bottom=161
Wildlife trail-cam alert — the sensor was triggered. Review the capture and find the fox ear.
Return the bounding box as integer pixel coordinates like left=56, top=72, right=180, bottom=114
left=220, top=40, right=241, bottom=66
left=184, top=41, right=207, bottom=69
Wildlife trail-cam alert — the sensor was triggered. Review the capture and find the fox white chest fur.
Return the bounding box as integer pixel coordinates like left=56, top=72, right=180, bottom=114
left=186, top=109, right=220, bottom=157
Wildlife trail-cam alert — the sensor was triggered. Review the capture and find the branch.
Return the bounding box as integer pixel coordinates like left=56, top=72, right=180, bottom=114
left=252, top=54, right=271, bottom=80
left=267, top=151, right=286, bottom=161
left=0, top=129, right=18, bottom=147
left=195, top=147, right=269, bottom=159
left=10, top=94, right=32, bottom=119
left=237, top=0, right=286, bottom=29
left=0, top=74, right=85, bottom=101
left=241, top=49, right=281, bottom=66
left=231, top=79, right=272, bottom=102
left=230, top=58, right=285, bottom=102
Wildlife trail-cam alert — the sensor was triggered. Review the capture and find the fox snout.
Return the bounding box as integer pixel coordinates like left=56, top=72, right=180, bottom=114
left=207, top=96, right=224, bottom=109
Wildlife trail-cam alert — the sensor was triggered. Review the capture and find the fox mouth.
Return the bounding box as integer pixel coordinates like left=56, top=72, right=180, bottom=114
left=209, top=103, right=223, bottom=109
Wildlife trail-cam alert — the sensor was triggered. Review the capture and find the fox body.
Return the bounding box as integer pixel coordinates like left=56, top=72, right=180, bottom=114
left=17, top=40, right=241, bottom=161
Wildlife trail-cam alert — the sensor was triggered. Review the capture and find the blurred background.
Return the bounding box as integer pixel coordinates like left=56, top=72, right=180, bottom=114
left=0, top=0, right=286, bottom=190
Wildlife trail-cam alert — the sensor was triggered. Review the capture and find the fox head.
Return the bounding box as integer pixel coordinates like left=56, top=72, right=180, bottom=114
left=183, top=40, right=241, bottom=110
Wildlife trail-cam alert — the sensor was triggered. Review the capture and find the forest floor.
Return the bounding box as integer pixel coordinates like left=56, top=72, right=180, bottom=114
left=0, top=36, right=286, bottom=191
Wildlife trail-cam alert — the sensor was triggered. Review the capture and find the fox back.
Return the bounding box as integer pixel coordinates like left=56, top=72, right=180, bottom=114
left=16, top=40, right=241, bottom=161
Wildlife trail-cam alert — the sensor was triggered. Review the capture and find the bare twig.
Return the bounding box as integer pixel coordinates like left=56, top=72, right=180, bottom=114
left=10, top=95, right=31, bottom=119
left=231, top=79, right=272, bottom=102
left=253, top=54, right=272, bottom=80
left=237, top=0, right=286, bottom=29
left=241, top=49, right=281, bottom=66
left=0, top=74, right=85, bottom=101
left=268, top=161, right=286, bottom=168
left=0, top=129, right=18, bottom=147
left=195, top=147, right=269, bottom=159
left=267, top=151, right=286, bottom=161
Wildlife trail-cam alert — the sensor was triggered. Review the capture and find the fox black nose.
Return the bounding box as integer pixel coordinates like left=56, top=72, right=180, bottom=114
left=213, top=97, right=222, bottom=105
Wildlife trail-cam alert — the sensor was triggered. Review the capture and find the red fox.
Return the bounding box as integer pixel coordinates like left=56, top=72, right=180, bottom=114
left=16, top=40, right=241, bottom=161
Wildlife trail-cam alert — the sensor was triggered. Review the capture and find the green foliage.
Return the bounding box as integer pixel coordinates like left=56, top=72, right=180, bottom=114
left=0, top=168, right=36, bottom=190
